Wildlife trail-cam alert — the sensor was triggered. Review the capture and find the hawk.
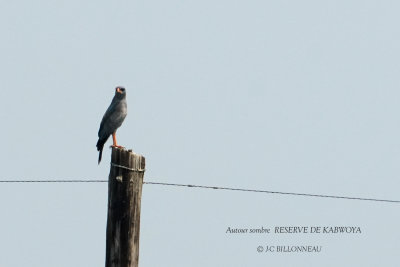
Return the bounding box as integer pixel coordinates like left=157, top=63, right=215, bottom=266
left=96, top=86, right=127, bottom=164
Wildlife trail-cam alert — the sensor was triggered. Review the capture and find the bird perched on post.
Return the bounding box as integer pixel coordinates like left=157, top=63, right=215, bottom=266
left=96, top=86, right=127, bottom=164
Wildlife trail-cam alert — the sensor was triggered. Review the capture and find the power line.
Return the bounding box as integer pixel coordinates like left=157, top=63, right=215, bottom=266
left=0, top=179, right=399, bottom=204
left=145, top=181, right=400, bottom=203
left=0, top=179, right=107, bottom=183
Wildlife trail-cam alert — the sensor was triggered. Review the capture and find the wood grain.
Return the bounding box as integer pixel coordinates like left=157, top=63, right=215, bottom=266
left=105, top=147, right=145, bottom=267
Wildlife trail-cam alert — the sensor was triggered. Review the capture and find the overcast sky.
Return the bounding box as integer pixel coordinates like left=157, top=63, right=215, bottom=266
left=1, top=0, right=400, bottom=266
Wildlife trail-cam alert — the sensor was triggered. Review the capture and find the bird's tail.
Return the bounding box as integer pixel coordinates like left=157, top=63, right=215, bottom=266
left=96, top=138, right=106, bottom=164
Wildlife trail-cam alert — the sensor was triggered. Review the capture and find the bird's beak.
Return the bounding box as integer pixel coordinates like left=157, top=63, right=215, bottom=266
left=117, top=88, right=122, bottom=94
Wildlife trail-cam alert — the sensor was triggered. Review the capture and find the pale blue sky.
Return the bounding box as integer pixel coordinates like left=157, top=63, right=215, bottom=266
left=1, top=0, right=400, bottom=266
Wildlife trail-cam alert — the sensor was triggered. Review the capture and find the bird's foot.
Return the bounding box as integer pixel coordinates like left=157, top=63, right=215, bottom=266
left=110, top=145, right=125, bottom=149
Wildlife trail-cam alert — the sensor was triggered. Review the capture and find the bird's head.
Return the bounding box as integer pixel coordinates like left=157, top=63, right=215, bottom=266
left=115, top=86, right=126, bottom=98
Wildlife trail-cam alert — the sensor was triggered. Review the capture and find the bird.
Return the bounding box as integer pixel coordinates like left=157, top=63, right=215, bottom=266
left=96, top=86, right=127, bottom=164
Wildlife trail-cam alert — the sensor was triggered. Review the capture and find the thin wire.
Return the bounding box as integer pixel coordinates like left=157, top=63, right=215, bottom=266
left=110, top=163, right=145, bottom=172
left=144, top=181, right=400, bottom=204
left=0, top=180, right=107, bottom=183
left=0, top=179, right=399, bottom=204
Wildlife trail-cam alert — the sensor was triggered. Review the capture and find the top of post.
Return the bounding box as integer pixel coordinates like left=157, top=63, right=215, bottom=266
left=110, top=147, right=145, bottom=172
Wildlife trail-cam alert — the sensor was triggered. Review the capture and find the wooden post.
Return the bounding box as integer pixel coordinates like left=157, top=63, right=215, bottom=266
left=105, top=147, right=145, bottom=267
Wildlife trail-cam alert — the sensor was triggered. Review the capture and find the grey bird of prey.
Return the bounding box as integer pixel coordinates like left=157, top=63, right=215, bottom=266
left=96, top=86, right=127, bottom=164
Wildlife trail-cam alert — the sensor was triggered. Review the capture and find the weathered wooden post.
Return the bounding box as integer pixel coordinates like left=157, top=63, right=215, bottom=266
left=105, top=147, right=145, bottom=267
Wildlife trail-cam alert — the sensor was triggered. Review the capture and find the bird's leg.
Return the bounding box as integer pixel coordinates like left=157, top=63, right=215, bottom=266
left=111, top=132, right=124, bottom=148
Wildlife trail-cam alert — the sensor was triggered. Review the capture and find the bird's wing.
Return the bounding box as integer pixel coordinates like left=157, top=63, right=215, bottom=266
left=98, top=102, right=116, bottom=137
left=98, top=100, right=127, bottom=139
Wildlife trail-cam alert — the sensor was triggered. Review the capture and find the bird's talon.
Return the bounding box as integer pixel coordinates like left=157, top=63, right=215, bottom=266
left=110, top=145, right=125, bottom=149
